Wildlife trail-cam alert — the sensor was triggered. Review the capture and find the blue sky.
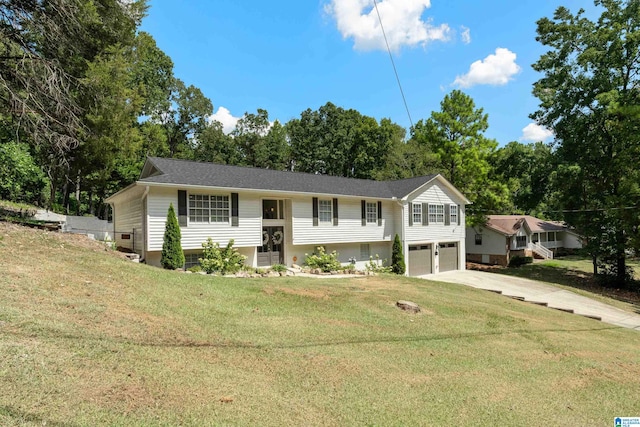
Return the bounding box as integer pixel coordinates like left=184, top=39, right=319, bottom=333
left=141, top=0, right=597, bottom=145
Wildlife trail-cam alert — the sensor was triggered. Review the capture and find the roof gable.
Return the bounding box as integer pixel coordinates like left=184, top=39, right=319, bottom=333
left=482, top=215, right=568, bottom=236
left=137, top=157, right=466, bottom=201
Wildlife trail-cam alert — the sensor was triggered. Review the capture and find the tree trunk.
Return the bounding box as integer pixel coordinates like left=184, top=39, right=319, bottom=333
left=75, top=172, right=81, bottom=216
left=616, top=229, right=626, bottom=286
left=592, top=254, right=597, bottom=276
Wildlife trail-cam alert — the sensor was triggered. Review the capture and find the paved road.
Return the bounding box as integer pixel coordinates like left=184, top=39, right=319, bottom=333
left=430, top=270, right=640, bottom=331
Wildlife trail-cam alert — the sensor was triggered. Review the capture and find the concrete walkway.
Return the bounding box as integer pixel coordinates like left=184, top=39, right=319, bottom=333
left=430, top=270, right=640, bottom=331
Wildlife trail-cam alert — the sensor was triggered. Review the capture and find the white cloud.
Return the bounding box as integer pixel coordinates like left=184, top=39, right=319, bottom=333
left=521, top=123, right=554, bottom=142
left=453, top=47, right=521, bottom=88
left=325, top=0, right=450, bottom=51
left=460, top=26, right=471, bottom=44
left=209, top=106, right=240, bottom=134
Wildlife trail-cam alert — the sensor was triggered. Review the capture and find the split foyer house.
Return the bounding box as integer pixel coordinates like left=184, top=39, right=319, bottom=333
left=106, top=157, right=471, bottom=276
left=466, top=215, right=583, bottom=266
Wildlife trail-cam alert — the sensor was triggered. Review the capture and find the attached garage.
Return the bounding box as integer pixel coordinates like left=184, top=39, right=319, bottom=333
left=439, top=242, right=459, bottom=272
left=408, top=244, right=432, bottom=276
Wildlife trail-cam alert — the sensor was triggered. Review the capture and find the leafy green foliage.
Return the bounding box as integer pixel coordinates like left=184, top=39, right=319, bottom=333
left=365, top=255, right=392, bottom=273
left=391, top=234, right=406, bottom=275
left=532, top=0, right=640, bottom=286
left=161, top=203, right=185, bottom=270
left=410, top=90, right=510, bottom=225
left=271, top=264, right=288, bottom=273
left=0, top=142, right=48, bottom=205
left=199, top=238, right=247, bottom=275
left=304, top=246, right=342, bottom=272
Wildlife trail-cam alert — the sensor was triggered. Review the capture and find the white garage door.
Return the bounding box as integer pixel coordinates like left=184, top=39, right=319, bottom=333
left=439, top=242, right=459, bottom=272
left=408, top=244, right=432, bottom=276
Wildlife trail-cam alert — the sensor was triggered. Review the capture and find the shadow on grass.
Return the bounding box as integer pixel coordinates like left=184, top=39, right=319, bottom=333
left=0, top=405, right=79, bottom=427
left=494, top=263, right=640, bottom=313
left=3, top=324, right=625, bottom=350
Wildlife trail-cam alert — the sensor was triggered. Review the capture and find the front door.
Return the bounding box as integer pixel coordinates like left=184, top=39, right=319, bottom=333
left=257, top=226, right=284, bottom=267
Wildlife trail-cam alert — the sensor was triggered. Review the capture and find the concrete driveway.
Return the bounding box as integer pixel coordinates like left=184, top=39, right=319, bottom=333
left=430, top=270, right=640, bottom=331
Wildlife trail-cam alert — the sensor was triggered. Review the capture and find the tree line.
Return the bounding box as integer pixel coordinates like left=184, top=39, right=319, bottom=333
left=0, top=0, right=638, bottom=286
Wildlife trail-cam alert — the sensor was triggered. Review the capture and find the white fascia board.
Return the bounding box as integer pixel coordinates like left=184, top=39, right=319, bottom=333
left=137, top=181, right=397, bottom=201
left=105, top=182, right=139, bottom=204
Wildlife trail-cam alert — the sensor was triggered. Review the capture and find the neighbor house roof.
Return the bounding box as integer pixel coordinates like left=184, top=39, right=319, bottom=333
left=121, top=157, right=469, bottom=202
left=484, top=215, right=568, bottom=236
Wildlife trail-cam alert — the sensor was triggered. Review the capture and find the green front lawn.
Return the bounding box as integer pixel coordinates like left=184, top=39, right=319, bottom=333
left=1, top=223, right=639, bottom=426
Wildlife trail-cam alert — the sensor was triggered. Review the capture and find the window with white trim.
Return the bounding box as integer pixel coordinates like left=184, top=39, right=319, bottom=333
left=450, top=204, right=458, bottom=224
left=429, top=204, right=444, bottom=224
left=475, top=234, right=482, bottom=245
left=318, top=199, right=332, bottom=223
left=412, top=203, right=422, bottom=224
left=366, top=202, right=377, bottom=223
left=516, top=235, right=527, bottom=248
left=189, top=194, right=229, bottom=223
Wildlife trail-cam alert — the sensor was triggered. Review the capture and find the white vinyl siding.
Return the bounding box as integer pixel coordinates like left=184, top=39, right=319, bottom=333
left=318, top=199, right=332, bottom=223
left=366, top=202, right=377, bottom=223
left=113, top=195, right=143, bottom=252
left=405, top=181, right=466, bottom=243
left=291, top=197, right=394, bottom=245
left=465, top=228, right=508, bottom=256
left=147, top=187, right=261, bottom=251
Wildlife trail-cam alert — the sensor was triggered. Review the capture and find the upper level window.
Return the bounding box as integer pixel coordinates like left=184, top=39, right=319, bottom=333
left=263, top=199, right=284, bottom=220
left=475, top=234, right=482, bottom=245
left=450, top=204, right=458, bottom=224
left=516, top=235, right=527, bottom=248
left=412, top=203, right=422, bottom=224
left=429, top=204, right=444, bottom=224
left=189, top=194, right=229, bottom=223
left=366, top=202, right=377, bottom=223
left=318, top=199, right=332, bottom=223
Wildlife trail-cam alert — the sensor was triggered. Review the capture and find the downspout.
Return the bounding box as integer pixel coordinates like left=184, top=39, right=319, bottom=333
left=142, top=185, right=150, bottom=260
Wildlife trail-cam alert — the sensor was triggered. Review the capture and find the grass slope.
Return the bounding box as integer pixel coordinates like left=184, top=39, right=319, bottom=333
left=1, top=223, right=639, bottom=426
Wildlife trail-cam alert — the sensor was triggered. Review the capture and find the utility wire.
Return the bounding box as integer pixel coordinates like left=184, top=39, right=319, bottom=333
left=372, top=0, right=414, bottom=128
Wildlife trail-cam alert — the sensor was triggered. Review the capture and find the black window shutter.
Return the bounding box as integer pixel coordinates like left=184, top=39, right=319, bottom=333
left=361, top=200, right=366, bottom=226
left=445, top=204, right=451, bottom=226
left=408, top=202, right=413, bottom=226
left=231, top=193, right=239, bottom=226
left=377, top=201, right=382, bottom=226
left=312, top=197, right=318, bottom=226
left=422, top=203, right=428, bottom=226
left=178, top=190, right=187, bottom=227
left=333, top=198, right=338, bottom=226
left=458, top=205, right=461, bottom=225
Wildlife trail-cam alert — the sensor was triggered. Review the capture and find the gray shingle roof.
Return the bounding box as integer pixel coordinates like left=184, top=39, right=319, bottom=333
left=139, top=157, right=440, bottom=199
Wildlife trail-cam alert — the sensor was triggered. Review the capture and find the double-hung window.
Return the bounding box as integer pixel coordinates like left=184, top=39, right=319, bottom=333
left=366, top=202, right=377, bottom=223
left=429, top=204, right=444, bottom=224
left=189, top=194, right=229, bottom=223
left=450, top=204, right=458, bottom=225
left=318, top=199, right=332, bottom=223
left=412, top=203, right=422, bottom=224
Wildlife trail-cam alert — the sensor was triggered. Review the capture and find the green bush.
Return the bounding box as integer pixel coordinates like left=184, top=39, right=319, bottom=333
left=366, top=254, right=392, bottom=273
left=160, top=203, right=185, bottom=270
left=199, top=238, right=246, bottom=275
left=391, top=234, right=406, bottom=274
left=271, top=264, right=287, bottom=273
left=304, top=246, right=342, bottom=272
left=509, top=255, right=533, bottom=267
left=0, top=142, right=48, bottom=206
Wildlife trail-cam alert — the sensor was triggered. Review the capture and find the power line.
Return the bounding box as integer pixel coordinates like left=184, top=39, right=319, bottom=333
left=372, top=0, right=414, bottom=129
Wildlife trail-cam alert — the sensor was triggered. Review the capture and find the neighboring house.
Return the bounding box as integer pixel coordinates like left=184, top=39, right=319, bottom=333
left=466, top=215, right=583, bottom=266
left=106, top=157, right=471, bottom=276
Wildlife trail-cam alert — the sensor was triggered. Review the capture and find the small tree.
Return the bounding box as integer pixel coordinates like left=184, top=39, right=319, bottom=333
left=161, top=203, right=185, bottom=269
left=391, top=234, right=405, bottom=275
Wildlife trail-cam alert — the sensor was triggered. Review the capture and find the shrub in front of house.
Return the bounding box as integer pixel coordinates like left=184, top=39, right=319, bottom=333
left=391, top=233, right=405, bottom=275
left=508, top=255, right=533, bottom=268
left=161, top=203, right=185, bottom=270
left=199, top=238, right=246, bottom=275
left=304, top=246, right=342, bottom=272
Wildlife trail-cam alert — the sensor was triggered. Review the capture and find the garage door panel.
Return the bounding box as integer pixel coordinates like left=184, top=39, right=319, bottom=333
left=439, top=242, right=458, bottom=272
left=408, top=245, right=432, bottom=276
